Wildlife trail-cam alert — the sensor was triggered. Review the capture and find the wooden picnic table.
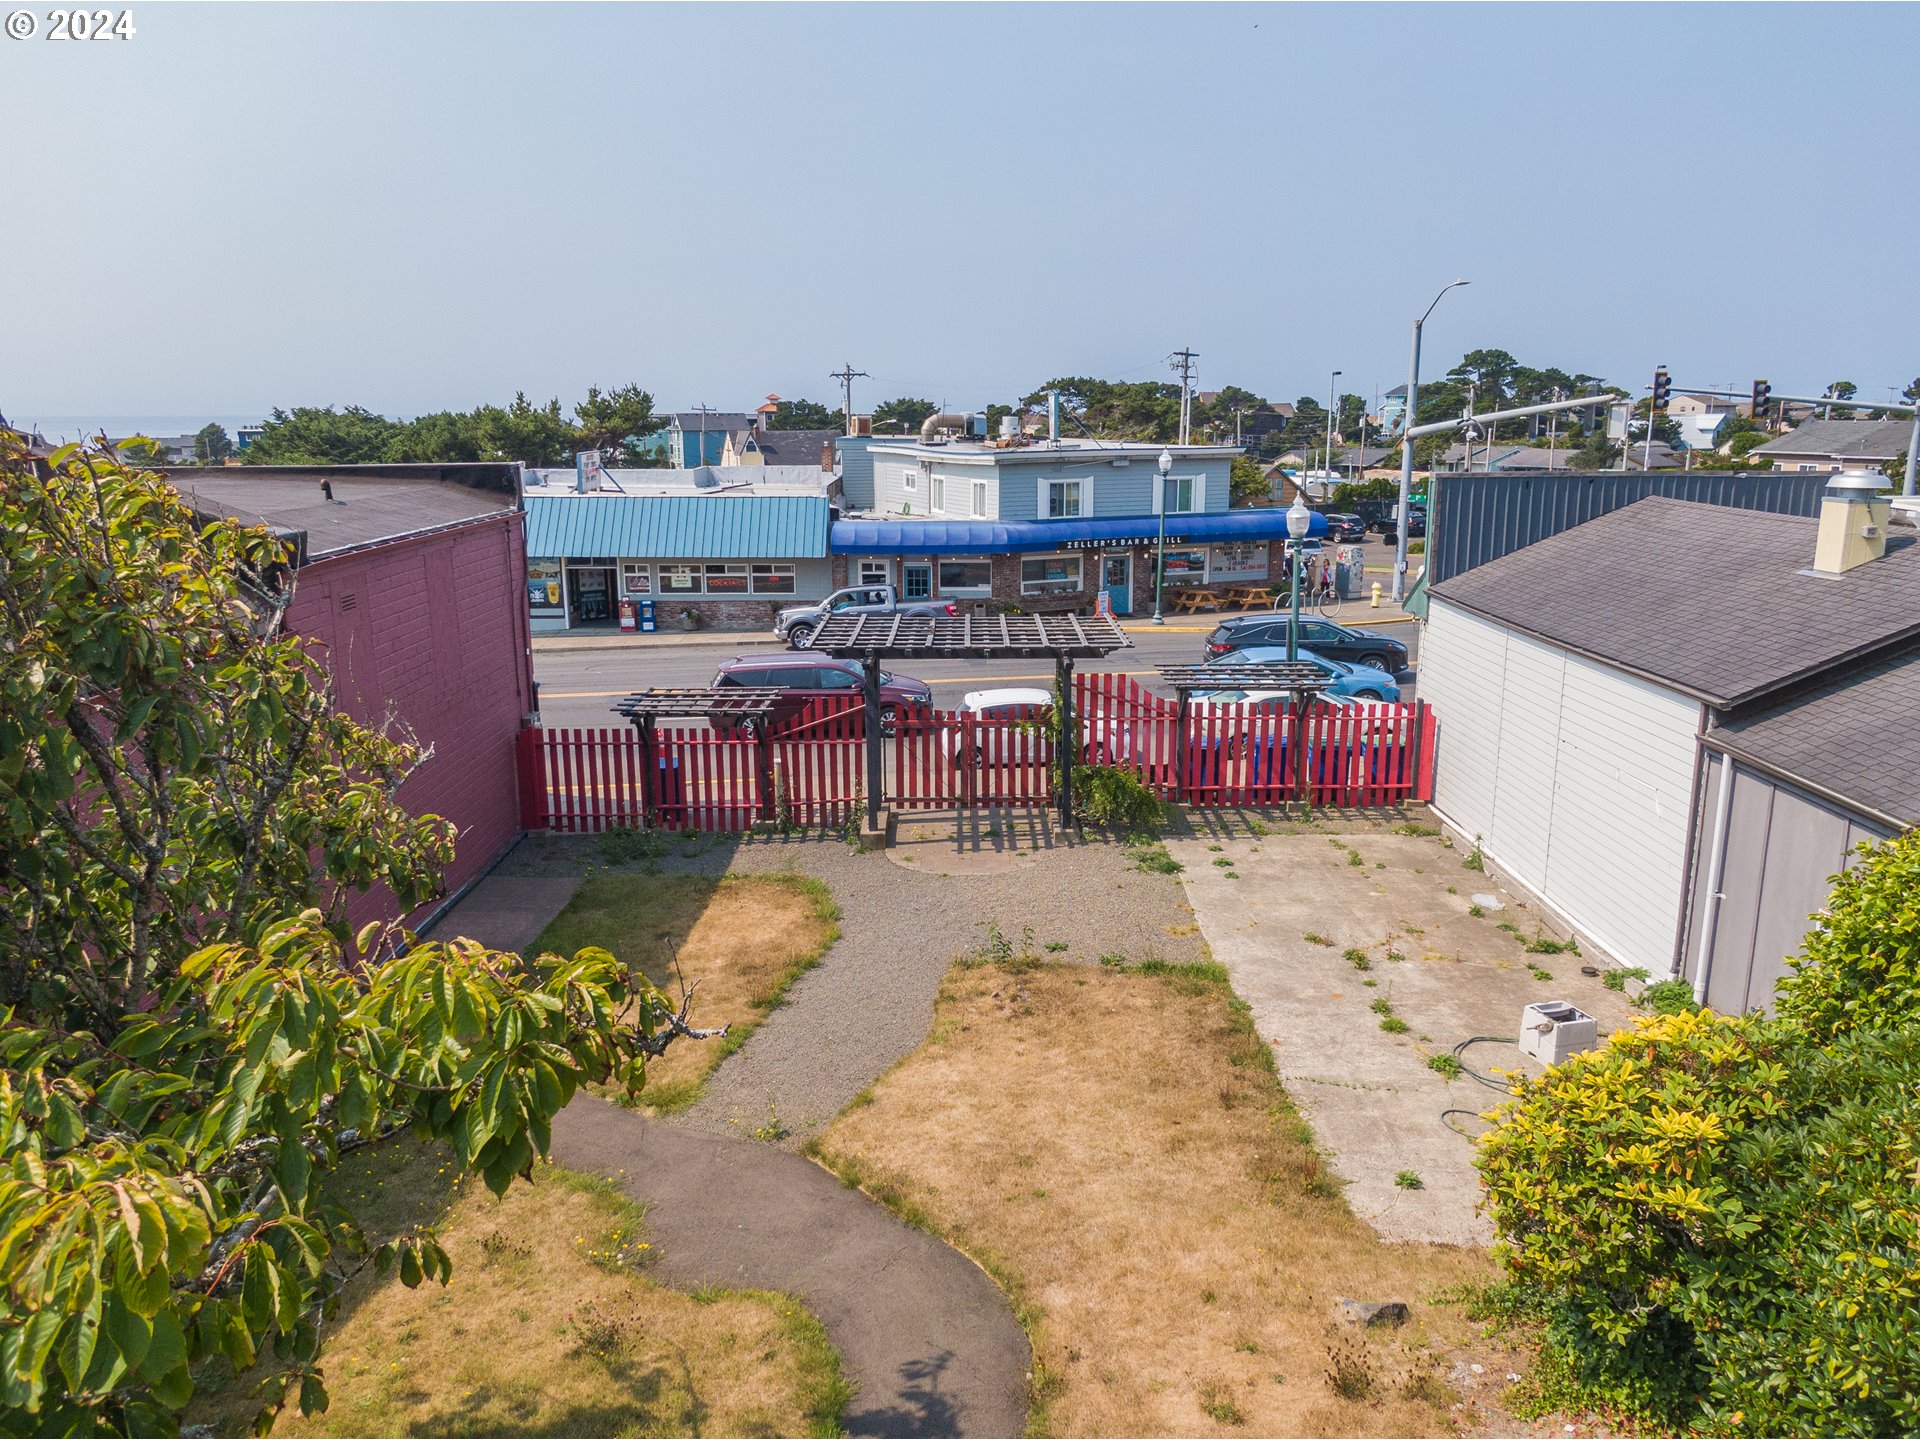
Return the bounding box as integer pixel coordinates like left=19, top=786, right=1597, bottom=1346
left=1219, top=584, right=1276, bottom=609
left=1167, top=589, right=1221, bottom=614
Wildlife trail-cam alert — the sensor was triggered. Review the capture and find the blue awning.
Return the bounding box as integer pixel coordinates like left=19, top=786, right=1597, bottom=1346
left=830, top=508, right=1326, bottom=555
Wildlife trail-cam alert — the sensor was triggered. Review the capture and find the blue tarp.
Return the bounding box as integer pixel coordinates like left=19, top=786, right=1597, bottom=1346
left=830, top=508, right=1326, bottom=555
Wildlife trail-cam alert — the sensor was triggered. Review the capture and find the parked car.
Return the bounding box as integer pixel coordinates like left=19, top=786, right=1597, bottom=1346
left=1203, top=616, right=1409, bottom=674
left=710, top=653, right=934, bottom=733
left=776, top=585, right=956, bottom=647
left=947, top=688, right=1054, bottom=767
left=1202, top=644, right=1402, bottom=702
left=1322, top=512, right=1368, bottom=543
left=1372, top=507, right=1426, bottom=541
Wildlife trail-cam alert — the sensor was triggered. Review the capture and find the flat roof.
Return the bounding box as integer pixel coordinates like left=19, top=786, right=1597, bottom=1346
left=863, top=438, right=1239, bottom=465
left=167, top=464, right=518, bottom=562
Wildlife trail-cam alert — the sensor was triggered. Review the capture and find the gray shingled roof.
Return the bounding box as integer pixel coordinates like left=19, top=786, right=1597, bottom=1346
left=1708, top=643, right=1920, bottom=827
left=749, top=429, right=838, bottom=468
left=1430, top=496, right=1920, bottom=707
left=668, top=412, right=757, bottom=433
left=1750, top=419, right=1911, bottom=460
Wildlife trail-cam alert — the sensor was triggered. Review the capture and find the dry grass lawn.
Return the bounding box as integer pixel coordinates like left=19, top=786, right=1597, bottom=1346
left=813, top=959, right=1517, bottom=1438
left=190, top=1136, right=848, bottom=1438
left=531, top=872, right=839, bottom=1111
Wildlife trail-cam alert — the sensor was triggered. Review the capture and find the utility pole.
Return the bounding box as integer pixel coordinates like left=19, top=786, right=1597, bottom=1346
left=1170, top=348, right=1198, bottom=445
left=829, top=364, right=868, bottom=436
left=693, top=403, right=716, bottom=466
left=1325, top=370, right=1342, bottom=477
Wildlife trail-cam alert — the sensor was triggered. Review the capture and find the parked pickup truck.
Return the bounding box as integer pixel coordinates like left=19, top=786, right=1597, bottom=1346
left=776, top=585, right=957, bottom=647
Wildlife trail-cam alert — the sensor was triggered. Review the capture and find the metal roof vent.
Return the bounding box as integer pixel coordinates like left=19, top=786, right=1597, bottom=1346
left=1812, top=469, right=1893, bottom=576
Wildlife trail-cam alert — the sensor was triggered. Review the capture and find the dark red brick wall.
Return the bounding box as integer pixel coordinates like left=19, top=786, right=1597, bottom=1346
left=285, top=512, right=532, bottom=934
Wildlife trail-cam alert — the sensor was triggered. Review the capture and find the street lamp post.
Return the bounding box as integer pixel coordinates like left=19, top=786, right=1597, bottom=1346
left=1393, top=279, right=1469, bottom=602
left=1285, top=499, right=1312, bottom=662
left=1151, top=447, right=1172, bottom=625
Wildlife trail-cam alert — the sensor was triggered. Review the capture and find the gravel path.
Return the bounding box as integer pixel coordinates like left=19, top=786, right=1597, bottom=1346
left=500, top=821, right=1209, bottom=1144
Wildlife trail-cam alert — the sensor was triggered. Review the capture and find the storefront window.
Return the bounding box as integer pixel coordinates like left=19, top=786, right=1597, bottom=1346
left=704, top=563, right=750, bottom=594
left=527, top=559, right=564, bottom=610
left=857, top=559, right=891, bottom=587
left=1161, top=548, right=1207, bottom=586
left=659, top=564, right=701, bottom=594
left=1209, top=542, right=1267, bottom=579
left=621, top=562, right=652, bottom=596
left=1020, top=554, right=1083, bottom=596
left=938, top=557, right=992, bottom=594
left=751, top=564, right=796, bottom=594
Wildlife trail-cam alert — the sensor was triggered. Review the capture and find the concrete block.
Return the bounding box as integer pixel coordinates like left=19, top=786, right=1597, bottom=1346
left=1518, top=1000, right=1598, bottom=1065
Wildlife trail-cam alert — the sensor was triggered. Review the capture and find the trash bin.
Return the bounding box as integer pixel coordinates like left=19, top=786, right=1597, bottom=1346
left=638, top=599, right=657, bottom=634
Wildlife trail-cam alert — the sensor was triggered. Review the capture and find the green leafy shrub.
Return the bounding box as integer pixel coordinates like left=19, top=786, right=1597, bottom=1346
left=1478, top=830, right=1920, bottom=1440
left=1776, top=829, right=1920, bottom=1038
left=1638, top=977, right=1698, bottom=1015
left=1073, top=764, right=1167, bottom=834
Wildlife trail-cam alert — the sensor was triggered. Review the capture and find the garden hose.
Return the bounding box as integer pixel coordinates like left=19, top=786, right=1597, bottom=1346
left=1452, top=1034, right=1518, bottom=1091
left=1441, top=1108, right=1490, bottom=1141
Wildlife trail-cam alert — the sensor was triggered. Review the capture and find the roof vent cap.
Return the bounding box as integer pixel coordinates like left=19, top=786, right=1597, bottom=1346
left=1826, top=469, right=1892, bottom=499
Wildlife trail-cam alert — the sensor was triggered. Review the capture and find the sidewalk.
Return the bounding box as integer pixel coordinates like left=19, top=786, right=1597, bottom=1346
left=532, top=603, right=1420, bottom=652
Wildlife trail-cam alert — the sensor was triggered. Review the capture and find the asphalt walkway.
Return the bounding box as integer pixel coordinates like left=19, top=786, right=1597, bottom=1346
left=551, top=1097, right=1031, bottom=1438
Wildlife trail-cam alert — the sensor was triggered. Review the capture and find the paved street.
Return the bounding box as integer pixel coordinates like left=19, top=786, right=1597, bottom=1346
left=534, top=605, right=1422, bottom=727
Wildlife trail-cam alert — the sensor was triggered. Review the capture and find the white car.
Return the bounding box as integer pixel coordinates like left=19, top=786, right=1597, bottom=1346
left=948, top=688, right=1054, bottom=767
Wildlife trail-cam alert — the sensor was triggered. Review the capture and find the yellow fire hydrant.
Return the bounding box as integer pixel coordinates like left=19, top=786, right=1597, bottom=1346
left=1370, top=581, right=1383, bottom=609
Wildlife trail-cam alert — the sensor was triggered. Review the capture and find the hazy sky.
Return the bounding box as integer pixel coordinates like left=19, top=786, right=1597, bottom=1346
left=5, top=2, right=1916, bottom=425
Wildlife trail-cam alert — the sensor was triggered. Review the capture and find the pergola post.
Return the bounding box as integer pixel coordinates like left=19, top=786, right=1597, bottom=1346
left=1055, top=654, right=1076, bottom=828
left=1292, top=692, right=1311, bottom=816
left=862, top=652, right=883, bottom=835
left=636, top=715, right=657, bottom=831
left=1174, top=690, right=1191, bottom=801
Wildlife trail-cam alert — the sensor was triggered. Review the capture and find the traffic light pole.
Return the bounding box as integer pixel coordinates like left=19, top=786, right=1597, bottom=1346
left=1677, top=386, right=1917, bottom=496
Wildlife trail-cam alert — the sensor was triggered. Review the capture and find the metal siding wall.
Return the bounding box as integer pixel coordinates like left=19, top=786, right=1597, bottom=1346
left=837, top=437, right=877, bottom=509
left=1486, top=629, right=1569, bottom=893
left=1543, top=656, right=1701, bottom=974
left=1427, top=472, right=1829, bottom=584
left=1421, top=600, right=1506, bottom=842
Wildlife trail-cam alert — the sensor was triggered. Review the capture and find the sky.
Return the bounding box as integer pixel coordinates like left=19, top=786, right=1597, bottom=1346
left=4, top=2, right=1918, bottom=431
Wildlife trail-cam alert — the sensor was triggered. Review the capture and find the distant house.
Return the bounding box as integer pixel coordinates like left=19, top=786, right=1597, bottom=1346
left=1749, top=418, right=1911, bottom=474
left=1672, top=412, right=1729, bottom=452
left=1668, top=393, right=1744, bottom=418
left=169, top=463, right=532, bottom=933
left=722, top=428, right=838, bottom=470
left=1437, top=443, right=1583, bottom=473
left=639, top=411, right=759, bottom=468
left=1418, top=479, right=1920, bottom=1004
left=1378, top=384, right=1408, bottom=435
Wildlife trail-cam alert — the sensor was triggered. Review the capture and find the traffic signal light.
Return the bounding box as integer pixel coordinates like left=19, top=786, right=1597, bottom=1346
left=1651, top=368, right=1672, bottom=411
left=1752, top=378, right=1771, bottom=415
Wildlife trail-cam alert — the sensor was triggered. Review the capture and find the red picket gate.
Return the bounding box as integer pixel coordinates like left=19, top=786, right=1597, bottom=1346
left=517, top=683, right=1436, bottom=832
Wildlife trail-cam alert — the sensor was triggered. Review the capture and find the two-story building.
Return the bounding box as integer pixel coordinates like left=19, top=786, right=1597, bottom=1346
left=833, top=426, right=1292, bottom=615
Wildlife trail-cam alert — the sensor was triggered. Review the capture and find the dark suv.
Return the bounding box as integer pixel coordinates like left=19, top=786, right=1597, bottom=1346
left=711, top=653, right=934, bottom=732
left=1203, top=616, right=1409, bottom=674
left=1322, top=512, right=1368, bottom=542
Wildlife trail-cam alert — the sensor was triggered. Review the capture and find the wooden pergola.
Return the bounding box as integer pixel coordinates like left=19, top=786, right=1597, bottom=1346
left=800, top=612, right=1134, bottom=829
left=1157, top=662, right=1334, bottom=808
left=610, top=687, right=785, bottom=829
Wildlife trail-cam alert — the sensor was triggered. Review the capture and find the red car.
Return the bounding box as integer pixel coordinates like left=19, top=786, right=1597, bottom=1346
left=711, top=653, right=934, bottom=733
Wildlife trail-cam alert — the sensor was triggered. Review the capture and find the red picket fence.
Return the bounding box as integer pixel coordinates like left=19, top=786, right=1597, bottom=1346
left=517, top=684, right=1436, bottom=834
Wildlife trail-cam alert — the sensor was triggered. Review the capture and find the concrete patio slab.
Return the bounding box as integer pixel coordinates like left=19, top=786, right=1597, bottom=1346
left=1168, top=823, right=1639, bottom=1245
left=421, top=871, right=581, bottom=956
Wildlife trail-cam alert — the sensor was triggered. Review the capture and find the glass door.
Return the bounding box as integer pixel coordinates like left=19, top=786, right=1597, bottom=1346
left=1100, top=553, right=1132, bottom=614
left=902, top=561, right=932, bottom=600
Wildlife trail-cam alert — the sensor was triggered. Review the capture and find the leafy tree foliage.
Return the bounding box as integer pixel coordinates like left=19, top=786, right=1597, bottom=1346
left=241, top=387, right=665, bottom=468
left=1019, top=378, right=1180, bottom=442
left=1827, top=379, right=1859, bottom=402
left=1227, top=454, right=1270, bottom=507
left=0, top=440, right=706, bottom=1433
left=769, top=398, right=843, bottom=431
left=871, top=397, right=938, bottom=434
left=1479, top=829, right=1920, bottom=1436
left=194, top=424, right=233, bottom=464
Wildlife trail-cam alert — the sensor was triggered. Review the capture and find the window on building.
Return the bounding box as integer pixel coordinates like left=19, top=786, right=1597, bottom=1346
left=620, top=562, right=652, bottom=596
left=1158, top=474, right=1204, bottom=513
left=751, top=563, right=796, bottom=594
left=703, top=563, right=750, bottom=594
left=1209, top=542, right=1267, bottom=579
left=1045, top=480, right=1083, bottom=518
left=857, top=558, right=891, bottom=587
left=938, top=557, right=993, bottom=594
left=1161, top=548, right=1207, bottom=586
left=901, top=466, right=919, bottom=490
left=972, top=481, right=988, bottom=517
left=902, top=562, right=932, bottom=600
left=930, top=474, right=945, bottom=512
left=659, top=564, right=702, bottom=594
left=1020, top=554, right=1083, bottom=596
